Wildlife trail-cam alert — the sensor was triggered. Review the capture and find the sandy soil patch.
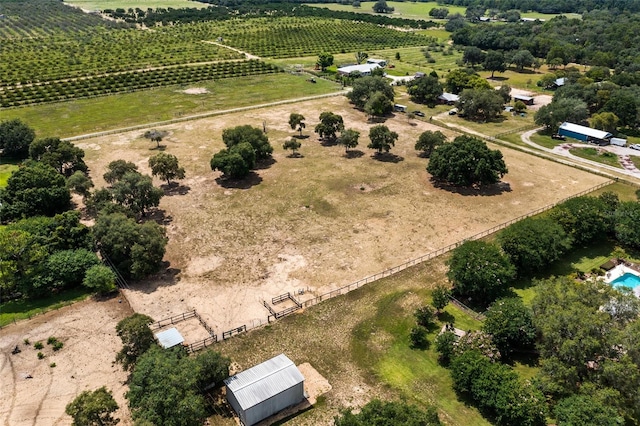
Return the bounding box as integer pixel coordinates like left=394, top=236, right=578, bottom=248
left=182, top=87, right=209, bottom=95
left=0, top=297, right=134, bottom=426
left=79, top=95, right=609, bottom=343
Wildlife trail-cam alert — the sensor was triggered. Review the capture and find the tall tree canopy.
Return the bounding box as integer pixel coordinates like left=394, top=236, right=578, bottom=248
left=93, top=213, right=167, bottom=279
left=447, top=240, right=515, bottom=307
left=149, top=152, right=186, bottom=185
left=29, top=137, right=87, bottom=177
left=315, top=112, right=344, bottom=142
left=427, top=136, right=508, bottom=187
left=222, top=125, right=272, bottom=161
left=115, top=313, right=155, bottom=371
left=367, top=125, right=398, bottom=154
left=0, top=161, right=71, bottom=222
left=407, top=75, right=443, bottom=106
left=335, top=399, right=441, bottom=426
left=0, top=119, right=35, bottom=159
left=65, top=386, right=119, bottom=426
left=346, top=76, right=394, bottom=110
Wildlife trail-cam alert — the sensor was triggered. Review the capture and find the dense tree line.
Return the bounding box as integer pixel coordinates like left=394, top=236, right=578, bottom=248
left=438, top=0, right=640, bottom=13
left=108, top=3, right=437, bottom=29
left=450, top=11, right=640, bottom=73
left=0, top=120, right=174, bottom=301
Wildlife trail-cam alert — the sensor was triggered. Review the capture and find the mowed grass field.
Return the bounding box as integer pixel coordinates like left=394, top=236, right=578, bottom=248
left=0, top=164, right=19, bottom=187
left=0, top=73, right=341, bottom=138
left=305, top=1, right=467, bottom=20
left=305, top=1, right=577, bottom=21
left=64, top=0, right=209, bottom=10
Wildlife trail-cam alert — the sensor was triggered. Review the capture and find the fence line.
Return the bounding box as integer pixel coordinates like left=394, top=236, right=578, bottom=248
left=149, top=310, right=196, bottom=330
left=301, top=179, right=613, bottom=310
left=449, top=296, right=485, bottom=320
left=222, top=325, right=247, bottom=340
left=193, top=311, right=217, bottom=338
left=99, top=249, right=130, bottom=290
left=272, top=292, right=291, bottom=305
left=186, top=336, right=217, bottom=354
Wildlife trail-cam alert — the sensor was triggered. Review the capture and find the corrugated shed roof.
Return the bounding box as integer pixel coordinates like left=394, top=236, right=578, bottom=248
left=155, top=328, right=184, bottom=349
left=225, top=354, right=304, bottom=410
left=439, top=92, right=460, bottom=102
left=337, top=63, right=380, bottom=74
left=559, top=122, right=612, bottom=140
left=513, top=95, right=534, bottom=101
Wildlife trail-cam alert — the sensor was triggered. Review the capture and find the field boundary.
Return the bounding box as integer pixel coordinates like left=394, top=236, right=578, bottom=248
left=201, top=179, right=612, bottom=340
left=61, top=90, right=346, bottom=142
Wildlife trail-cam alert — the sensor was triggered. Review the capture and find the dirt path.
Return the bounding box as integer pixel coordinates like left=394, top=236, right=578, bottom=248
left=202, top=40, right=261, bottom=60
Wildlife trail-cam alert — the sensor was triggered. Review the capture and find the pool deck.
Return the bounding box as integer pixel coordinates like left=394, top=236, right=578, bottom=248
left=604, top=264, right=640, bottom=297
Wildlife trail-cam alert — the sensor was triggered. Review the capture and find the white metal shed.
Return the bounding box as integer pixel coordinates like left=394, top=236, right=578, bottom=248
left=225, top=354, right=305, bottom=426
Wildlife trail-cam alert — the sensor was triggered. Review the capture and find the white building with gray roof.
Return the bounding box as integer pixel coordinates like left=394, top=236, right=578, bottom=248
left=225, top=353, right=305, bottom=426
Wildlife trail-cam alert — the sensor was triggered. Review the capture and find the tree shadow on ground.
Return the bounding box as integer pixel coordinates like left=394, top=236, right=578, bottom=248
left=161, top=182, right=191, bottom=196
left=286, top=152, right=304, bottom=158
left=487, top=76, right=509, bottom=81
left=431, top=179, right=511, bottom=196
left=438, top=311, right=456, bottom=324
left=145, top=208, right=173, bottom=226
left=372, top=152, right=404, bottom=163
left=132, top=265, right=182, bottom=294
left=320, top=138, right=339, bottom=147
left=149, top=145, right=167, bottom=151
left=293, top=134, right=310, bottom=140
left=254, top=157, right=276, bottom=170
left=505, top=349, right=540, bottom=368
left=344, top=149, right=364, bottom=159
left=368, top=115, right=389, bottom=123
left=215, top=171, right=263, bottom=189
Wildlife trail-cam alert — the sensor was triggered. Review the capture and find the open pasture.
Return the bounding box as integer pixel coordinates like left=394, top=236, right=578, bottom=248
left=65, top=0, right=210, bottom=11
left=0, top=73, right=341, bottom=138
left=305, top=1, right=467, bottom=20
left=77, top=95, right=608, bottom=340
left=212, top=257, right=490, bottom=426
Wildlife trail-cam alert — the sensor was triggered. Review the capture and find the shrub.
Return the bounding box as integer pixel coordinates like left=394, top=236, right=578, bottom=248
left=34, top=341, right=44, bottom=350
left=37, top=352, right=45, bottom=359
left=410, top=326, right=429, bottom=349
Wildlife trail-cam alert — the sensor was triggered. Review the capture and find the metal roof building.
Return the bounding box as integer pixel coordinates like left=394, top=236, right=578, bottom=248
left=558, top=122, right=612, bottom=142
left=154, top=328, right=184, bottom=349
left=337, top=63, right=380, bottom=76
left=438, top=92, right=460, bottom=104
left=225, top=354, right=305, bottom=426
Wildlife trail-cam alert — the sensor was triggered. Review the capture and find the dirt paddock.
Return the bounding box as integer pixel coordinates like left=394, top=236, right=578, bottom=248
left=0, top=297, right=133, bottom=425
left=78, top=96, right=607, bottom=336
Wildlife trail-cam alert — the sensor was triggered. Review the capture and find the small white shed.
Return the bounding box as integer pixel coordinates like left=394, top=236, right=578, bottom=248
left=225, top=354, right=305, bottom=426
left=154, top=328, right=184, bottom=349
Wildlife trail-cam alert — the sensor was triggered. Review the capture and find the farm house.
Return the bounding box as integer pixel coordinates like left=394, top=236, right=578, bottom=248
left=438, top=92, right=459, bottom=105
left=558, top=122, right=612, bottom=144
left=337, top=63, right=380, bottom=76
left=225, top=354, right=305, bottom=426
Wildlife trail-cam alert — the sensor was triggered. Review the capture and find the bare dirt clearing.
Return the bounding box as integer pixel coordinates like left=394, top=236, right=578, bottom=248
left=78, top=95, right=609, bottom=339
left=0, top=297, right=133, bottom=426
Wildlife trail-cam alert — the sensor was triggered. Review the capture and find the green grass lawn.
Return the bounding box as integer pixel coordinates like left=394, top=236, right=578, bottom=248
left=0, top=164, right=19, bottom=187
left=305, top=1, right=467, bottom=20
left=630, top=155, right=640, bottom=170
left=0, top=73, right=341, bottom=138
left=64, top=0, right=209, bottom=11
left=439, top=111, right=536, bottom=137
left=569, top=147, right=623, bottom=169
left=0, top=287, right=92, bottom=327
left=529, top=131, right=561, bottom=149
left=478, top=69, right=547, bottom=93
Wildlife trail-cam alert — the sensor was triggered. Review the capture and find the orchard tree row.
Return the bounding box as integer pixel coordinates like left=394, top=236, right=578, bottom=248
left=1, top=61, right=280, bottom=108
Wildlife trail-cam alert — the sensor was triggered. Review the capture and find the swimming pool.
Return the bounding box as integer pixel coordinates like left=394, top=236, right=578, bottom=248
left=611, top=273, right=640, bottom=290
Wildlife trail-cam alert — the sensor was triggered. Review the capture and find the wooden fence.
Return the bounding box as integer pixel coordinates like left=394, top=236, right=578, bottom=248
left=186, top=335, right=217, bottom=354
left=149, top=310, right=196, bottom=330
left=272, top=292, right=291, bottom=305
left=222, top=325, right=247, bottom=340
left=449, top=296, right=485, bottom=320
